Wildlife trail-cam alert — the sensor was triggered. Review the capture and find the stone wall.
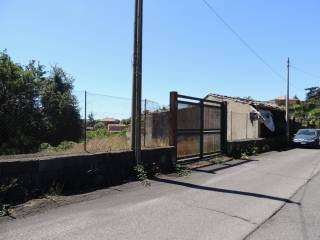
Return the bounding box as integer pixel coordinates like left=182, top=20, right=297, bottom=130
left=226, top=136, right=287, bottom=158
left=0, top=147, right=176, bottom=204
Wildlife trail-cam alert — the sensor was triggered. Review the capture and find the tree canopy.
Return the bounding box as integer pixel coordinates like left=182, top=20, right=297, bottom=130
left=0, top=51, right=82, bottom=154
left=292, top=87, right=320, bottom=128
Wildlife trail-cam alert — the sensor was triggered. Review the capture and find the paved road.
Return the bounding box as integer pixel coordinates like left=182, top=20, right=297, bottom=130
left=247, top=164, right=320, bottom=240
left=1, top=149, right=320, bottom=240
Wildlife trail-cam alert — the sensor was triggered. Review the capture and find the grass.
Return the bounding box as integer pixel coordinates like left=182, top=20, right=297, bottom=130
left=1, top=128, right=169, bottom=159
left=38, top=129, right=169, bottom=156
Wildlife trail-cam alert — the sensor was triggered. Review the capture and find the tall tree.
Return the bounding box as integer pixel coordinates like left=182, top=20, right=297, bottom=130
left=305, top=87, right=320, bottom=104
left=0, top=51, right=82, bottom=154
left=40, top=66, right=82, bottom=145
left=0, top=52, right=43, bottom=154
left=88, top=112, right=95, bottom=127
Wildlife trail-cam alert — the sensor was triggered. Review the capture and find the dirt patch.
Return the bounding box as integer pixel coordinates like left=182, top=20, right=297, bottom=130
left=0, top=181, right=141, bottom=222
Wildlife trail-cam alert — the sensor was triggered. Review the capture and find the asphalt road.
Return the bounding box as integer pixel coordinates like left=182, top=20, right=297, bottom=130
left=247, top=162, right=320, bottom=240
left=1, top=148, right=320, bottom=240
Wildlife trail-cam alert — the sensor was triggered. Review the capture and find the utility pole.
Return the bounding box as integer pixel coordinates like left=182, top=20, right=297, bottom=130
left=84, top=90, right=87, bottom=152
left=131, top=0, right=143, bottom=164
left=286, top=58, right=290, bottom=143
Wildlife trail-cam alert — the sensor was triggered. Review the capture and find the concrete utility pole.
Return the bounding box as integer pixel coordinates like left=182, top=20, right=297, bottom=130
left=131, top=0, right=143, bottom=164
left=286, top=58, right=290, bottom=143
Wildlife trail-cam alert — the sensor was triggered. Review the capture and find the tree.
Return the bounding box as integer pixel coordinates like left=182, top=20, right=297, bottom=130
left=88, top=112, right=95, bottom=127
left=305, top=87, right=320, bottom=105
left=292, top=86, right=320, bottom=128
left=40, top=66, right=82, bottom=145
left=0, top=52, right=43, bottom=154
left=0, top=51, right=82, bottom=154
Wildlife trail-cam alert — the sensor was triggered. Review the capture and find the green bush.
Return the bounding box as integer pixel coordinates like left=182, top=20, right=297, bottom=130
left=93, top=122, right=105, bottom=130
left=39, top=143, right=54, bottom=152
left=39, top=141, right=75, bottom=152
left=55, top=141, right=76, bottom=151
left=87, top=128, right=110, bottom=140
left=134, top=164, right=150, bottom=186
left=241, top=151, right=249, bottom=160
left=252, top=146, right=259, bottom=155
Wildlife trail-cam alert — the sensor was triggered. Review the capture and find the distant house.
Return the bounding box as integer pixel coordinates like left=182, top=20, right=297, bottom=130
left=100, top=117, right=120, bottom=127
left=108, top=124, right=127, bottom=133
left=270, top=96, right=299, bottom=106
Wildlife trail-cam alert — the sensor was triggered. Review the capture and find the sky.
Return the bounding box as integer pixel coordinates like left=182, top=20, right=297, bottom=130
left=1, top=0, right=320, bottom=118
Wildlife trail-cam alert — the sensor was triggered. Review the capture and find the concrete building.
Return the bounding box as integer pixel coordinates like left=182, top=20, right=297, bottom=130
left=206, top=93, right=286, bottom=142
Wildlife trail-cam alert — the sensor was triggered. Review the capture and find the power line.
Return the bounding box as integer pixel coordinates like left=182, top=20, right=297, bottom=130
left=201, top=0, right=284, bottom=81
left=291, top=65, right=320, bottom=83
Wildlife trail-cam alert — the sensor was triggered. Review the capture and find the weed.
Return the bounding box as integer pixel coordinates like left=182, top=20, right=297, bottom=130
left=39, top=141, right=75, bottom=152
left=0, top=204, right=10, bottom=217
left=39, top=143, right=55, bottom=152
left=175, top=164, right=190, bottom=177
left=87, top=128, right=110, bottom=140
left=55, top=141, right=75, bottom=151
left=241, top=151, right=249, bottom=160
left=134, top=164, right=150, bottom=186
left=252, top=146, right=259, bottom=156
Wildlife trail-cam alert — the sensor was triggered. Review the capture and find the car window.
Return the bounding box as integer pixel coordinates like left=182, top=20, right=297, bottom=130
left=297, top=129, right=316, bottom=135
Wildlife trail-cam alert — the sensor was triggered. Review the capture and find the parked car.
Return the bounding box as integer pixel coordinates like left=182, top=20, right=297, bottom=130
left=292, top=129, right=320, bottom=148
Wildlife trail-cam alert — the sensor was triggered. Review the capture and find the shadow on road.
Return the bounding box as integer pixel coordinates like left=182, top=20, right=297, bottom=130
left=192, top=159, right=259, bottom=174
left=153, top=176, right=300, bottom=205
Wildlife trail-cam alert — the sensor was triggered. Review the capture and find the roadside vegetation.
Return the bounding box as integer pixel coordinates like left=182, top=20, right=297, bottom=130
left=0, top=51, right=82, bottom=155
left=0, top=51, right=134, bottom=156
left=291, top=87, right=320, bottom=128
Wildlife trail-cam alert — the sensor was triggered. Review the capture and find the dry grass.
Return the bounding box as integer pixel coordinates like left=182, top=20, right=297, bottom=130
left=67, top=135, right=130, bottom=153
left=0, top=135, right=169, bottom=160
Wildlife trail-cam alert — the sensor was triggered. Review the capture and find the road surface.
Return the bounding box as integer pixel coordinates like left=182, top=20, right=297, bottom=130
left=1, top=148, right=320, bottom=240
left=248, top=161, right=320, bottom=240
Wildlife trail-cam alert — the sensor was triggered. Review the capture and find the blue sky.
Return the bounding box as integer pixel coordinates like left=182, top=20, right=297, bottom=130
left=1, top=0, right=320, bottom=118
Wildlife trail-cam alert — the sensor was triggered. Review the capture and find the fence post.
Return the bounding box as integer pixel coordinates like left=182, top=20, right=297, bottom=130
left=84, top=90, right=87, bottom=152
left=230, top=110, right=233, bottom=141
left=245, top=113, right=248, bottom=139
left=144, top=98, right=147, bottom=147
left=199, top=99, right=204, bottom=160
left=169, top=92, right=177, bottom=148
left=221, top=101, right=228, bottom=153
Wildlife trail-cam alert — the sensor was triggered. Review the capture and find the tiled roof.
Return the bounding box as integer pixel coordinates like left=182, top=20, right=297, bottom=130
left=273, top=96, right=299, bottom=101
left=206, top=93, right=284, bottom=111
left=100, top=117, right=119, bottom=122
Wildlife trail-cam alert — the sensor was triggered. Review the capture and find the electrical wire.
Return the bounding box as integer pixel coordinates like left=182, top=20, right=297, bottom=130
left=201, top=0, right=318, bottom=96
left=291, top=65, right=320, bottom=85
left=201, top=0, right=285, bottom=81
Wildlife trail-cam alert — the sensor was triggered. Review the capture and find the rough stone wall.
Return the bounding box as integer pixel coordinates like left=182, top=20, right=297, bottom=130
left=0, top=147, right=176, bottom=204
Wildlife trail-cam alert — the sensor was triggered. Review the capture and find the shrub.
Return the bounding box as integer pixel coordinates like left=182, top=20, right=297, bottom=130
left=252, top=146, right=259, bottom=156
left=39, top=141, right=75, bottom=152
left=134, top=164, right=150, bottom=186
left=39, top=143, right=54, bottom=152
left=55, top=141, right=76, bottom=151
left=87, top=128, right=110, bottom=140
left=241, top=151, right=249, bottom=160
left=94, top=122, right=105, bottom=130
